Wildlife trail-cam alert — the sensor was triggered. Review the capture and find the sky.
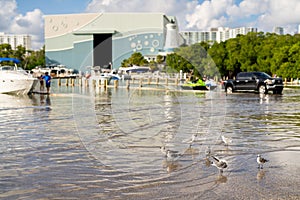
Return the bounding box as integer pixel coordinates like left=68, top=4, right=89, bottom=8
left=1, top=0, right=300, bottom=50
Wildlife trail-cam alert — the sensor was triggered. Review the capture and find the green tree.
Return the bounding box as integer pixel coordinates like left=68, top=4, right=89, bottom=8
left=24, top=46, right=45, bottom=70
left=0, top=44, right=13, bottom=58
left=208, top=41, right=227, bottom=77
left=0, top=44, right=45, bottom=70
left=156, top=54, right=164, bottom=64
left=224, top=38, right=241, bottom=78
left=121, top=52, right=148, bottom=67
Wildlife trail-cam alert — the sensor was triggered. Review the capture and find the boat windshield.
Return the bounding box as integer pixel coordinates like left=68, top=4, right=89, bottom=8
left=0, top=66, right=15, bottom=71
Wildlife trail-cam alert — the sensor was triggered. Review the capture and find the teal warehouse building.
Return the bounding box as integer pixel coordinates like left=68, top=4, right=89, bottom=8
left=44, top=12, right=184, bottom=72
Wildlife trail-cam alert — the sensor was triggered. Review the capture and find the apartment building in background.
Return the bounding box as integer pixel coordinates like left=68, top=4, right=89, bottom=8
left=180, top=27, right=258, bottom=45
left=273, top=27, right=284, bottom=35
left=0, top=32, right=32, bottom=50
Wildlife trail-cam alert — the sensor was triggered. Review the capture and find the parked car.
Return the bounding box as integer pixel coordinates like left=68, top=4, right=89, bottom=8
left=224, top=72, right=284, bottom=94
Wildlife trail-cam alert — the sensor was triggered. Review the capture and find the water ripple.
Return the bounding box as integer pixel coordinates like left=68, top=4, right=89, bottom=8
left=0, top=87, right=299, bottom=199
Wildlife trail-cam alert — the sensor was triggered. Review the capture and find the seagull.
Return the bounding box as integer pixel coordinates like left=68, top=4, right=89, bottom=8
left=257, top=154, right=268, bottom=169
left=211, top=155, right=228, bottom=173
left=160, top=146, right=179, bottom=157
left=160, top=146, right=167, bottom=155
left=205, top=146, right=211, bottom=158
left=166, top=149, right=182, bottom=161
left=221, top=135, right=232, bottom=145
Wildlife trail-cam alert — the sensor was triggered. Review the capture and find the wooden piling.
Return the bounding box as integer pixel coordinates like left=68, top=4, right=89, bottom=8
left=104, top=79, right=108, bottom=88
left=284, top=78, right=287, bottom=85
left=114, top=80, right=118, bottom=88
left=139, top=78, right=143, bottom=87
left=126, top=80, right=130, bottom=89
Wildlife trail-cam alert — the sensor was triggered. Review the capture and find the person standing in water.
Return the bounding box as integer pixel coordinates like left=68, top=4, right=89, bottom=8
left=39, top=74, right=44, bottom=91
left=42, top=72, right=51, bottom=93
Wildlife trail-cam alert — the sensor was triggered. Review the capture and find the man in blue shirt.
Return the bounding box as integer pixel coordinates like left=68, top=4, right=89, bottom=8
left=42, top=72, right=51, bottom=93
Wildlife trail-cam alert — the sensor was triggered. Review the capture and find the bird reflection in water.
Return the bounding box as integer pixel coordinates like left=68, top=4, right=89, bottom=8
left=257, top=169, right=266, bottom=181
left=162, top=160, right=181, bottom=173
left=215, top=174, right=228, bottom=184
left=183, top=146, right=199, bottom=159
left=204, top=157, right=212, bottom=167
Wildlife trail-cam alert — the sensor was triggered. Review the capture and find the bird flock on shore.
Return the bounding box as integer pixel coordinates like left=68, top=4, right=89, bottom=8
left=160, top=133, right=269, bottom=174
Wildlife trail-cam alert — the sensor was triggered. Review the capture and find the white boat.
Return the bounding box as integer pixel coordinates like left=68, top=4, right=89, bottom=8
left=118, top=65, right=151, bottom=73
left=0, top=58, right=38, bottom=95
left=31, top=64, right=76, bottom=78
left=88, top=66, right=121, bottom=85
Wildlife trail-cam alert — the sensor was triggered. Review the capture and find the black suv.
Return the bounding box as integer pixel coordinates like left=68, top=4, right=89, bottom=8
left=224, top=72, right=284, bottom=94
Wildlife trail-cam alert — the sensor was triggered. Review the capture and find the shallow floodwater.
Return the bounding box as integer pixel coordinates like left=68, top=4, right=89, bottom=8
left=0, top=81, right=299, bottom=199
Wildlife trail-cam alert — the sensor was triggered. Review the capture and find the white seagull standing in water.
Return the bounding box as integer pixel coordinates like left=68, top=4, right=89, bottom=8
left=257, top=154, right=269, bottom=169
left=221, top=135, right=232, bottom=145
left=211, top=155, right=228, bottom=173
left=205, top=146, right=211, bottom=158
left=160, top=146, right=179, bottom=157
left=166, top=150, right=182, bottom=161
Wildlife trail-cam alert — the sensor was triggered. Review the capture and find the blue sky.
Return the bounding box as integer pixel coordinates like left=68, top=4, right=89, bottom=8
left=1, top=0, right=300, bottom=50
left=16, top=0, right=89, bottom=15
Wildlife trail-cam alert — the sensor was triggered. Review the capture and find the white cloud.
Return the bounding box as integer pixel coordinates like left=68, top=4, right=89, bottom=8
left=255, top=0, right=300, bottom=34
left=85, top=0, right=195, bottom=30
left=0, top=0, right=17, bottom=31
left=185, top=0, right=233, bottom=30
left=10, top=9, right=44, bottom=50
left=2, top=0, right=300, bottom=50
left=0, top=0, right=44, bottom=50
left=86, top=0, right=300, bottom=33
left=184, top=0, right=300, bottom=34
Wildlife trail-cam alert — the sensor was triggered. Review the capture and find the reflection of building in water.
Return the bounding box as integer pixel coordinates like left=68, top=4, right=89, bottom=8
left=162, top=94, right=179, bottom=143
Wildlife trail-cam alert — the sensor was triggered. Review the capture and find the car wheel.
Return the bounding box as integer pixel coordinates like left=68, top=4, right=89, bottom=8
left=226, top=86, right=233, bottom=93
left=259, top=85, right=267, bottom=94
left=274, top=89, right=283, bottom=95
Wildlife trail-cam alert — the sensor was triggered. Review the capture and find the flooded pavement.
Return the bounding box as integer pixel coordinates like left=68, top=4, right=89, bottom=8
left=0, top=83, right=299, bottom=199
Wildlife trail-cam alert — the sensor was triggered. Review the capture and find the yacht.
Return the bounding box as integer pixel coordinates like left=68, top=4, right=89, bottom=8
left=0, top=58, right=38, bottom=95
left=88, top=66, right=121, bottom=85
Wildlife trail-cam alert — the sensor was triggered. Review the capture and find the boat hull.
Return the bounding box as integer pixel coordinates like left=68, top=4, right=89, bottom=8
left=0, top=71, right=37, bottom=95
